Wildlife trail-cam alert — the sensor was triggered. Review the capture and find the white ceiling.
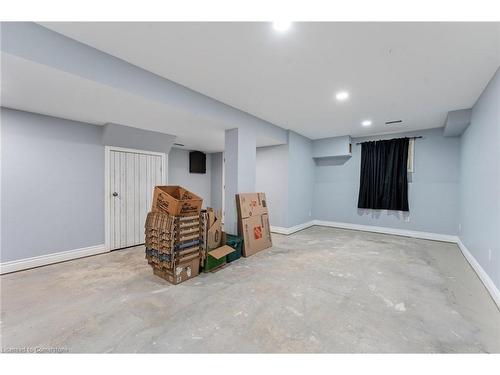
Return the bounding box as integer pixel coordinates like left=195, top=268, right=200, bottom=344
left=0, top=54, right=221, bottom=151
left=40, top=22, right=500, bottom=139
left=0, top=53, right=278, bottom=152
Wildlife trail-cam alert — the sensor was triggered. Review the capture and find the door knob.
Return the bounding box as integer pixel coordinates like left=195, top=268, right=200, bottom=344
left=112, top=192, right=118, bottom=197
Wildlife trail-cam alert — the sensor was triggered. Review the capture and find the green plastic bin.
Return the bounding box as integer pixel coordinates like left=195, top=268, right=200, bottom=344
left=203, top=252, right=226, bottom=272
left=225, top=234, right=243, bottom=263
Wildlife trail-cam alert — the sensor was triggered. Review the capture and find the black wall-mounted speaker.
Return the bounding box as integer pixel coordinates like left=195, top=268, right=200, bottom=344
left=189, top=151, right=206, bottom=174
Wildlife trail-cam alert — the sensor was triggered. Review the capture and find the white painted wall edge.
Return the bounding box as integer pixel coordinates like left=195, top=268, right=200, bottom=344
left=0, top=244, right=107, bottom=274
left=456, top=239, right=500, bottom=309
left=271, top=219, right=499, bottom=309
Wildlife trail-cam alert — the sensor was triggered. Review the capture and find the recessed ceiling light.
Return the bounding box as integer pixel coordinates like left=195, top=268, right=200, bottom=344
left=361, top=120, right=372, bottom=127
left=335, top=91, right=350, bottom=101
left=273, top=21, right=292, bottom=32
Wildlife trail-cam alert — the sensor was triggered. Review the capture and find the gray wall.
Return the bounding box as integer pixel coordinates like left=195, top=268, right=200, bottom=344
left=313, top=128, right=461, bottom=235
left=256, top=144, right=289, bottom=227
left=256, top=130, right=315, bottom=228
left=1, top=108, right=104, bottom=262
left=287, top=131, right=315, bottom=227
left=1, top=108, right=192, bottom=264
left=459, top=68, right=500, bottom=290
left=167, top=148, right=211, bottom=208
left=210, top=152, right=223, bottom=211
left=444, top=109, right=472, bottom=136
left=224, top=127, right=257, bottom=235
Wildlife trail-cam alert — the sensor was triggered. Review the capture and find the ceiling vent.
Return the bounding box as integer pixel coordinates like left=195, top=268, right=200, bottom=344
left=385, top=120, right=403, bottom=125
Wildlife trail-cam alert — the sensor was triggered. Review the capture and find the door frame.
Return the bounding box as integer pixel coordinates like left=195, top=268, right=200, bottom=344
left=221, top=152, right=225, bottom=226
left=104, top=146, right=168, bottom=251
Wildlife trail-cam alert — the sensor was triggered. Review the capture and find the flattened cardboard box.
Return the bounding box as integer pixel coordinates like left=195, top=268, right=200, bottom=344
left=144, top=211, right=201, bottom=254
left=204, top=245, right=235, bottom=272
left=240, top=213, right=272, bottom=257
left=152, top=185, right=203, bottom=217
left=236, top=193, right=268, bottom=219
left=206, top=209, right=222, bottom=250
left=208, top=245, right=235, bottom=260
left=201, top=209, right=222, bottom=250
left=153, top=256, right=200, bottom=285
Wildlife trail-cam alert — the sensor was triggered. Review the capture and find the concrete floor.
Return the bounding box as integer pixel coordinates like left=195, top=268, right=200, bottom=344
left=1, top=226, right=499, bottom=353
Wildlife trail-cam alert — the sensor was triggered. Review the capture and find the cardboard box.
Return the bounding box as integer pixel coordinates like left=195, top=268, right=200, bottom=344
left=201, top=209, right=226, bottom=271
left=236, top=193, right=268, bottom=219
left=240, top=213, right=272, bottom=257
left=235, top=192, right=272, bottom=257
left=152, top=186, right=203, bottom=216
left=145, top=211, right=200, bottom=254
left=152, top=256, right=200, bottom=285
left=204, top=245, right=235, bottom=272
left=205, top=209, right=222, bottom=249
left=200, top=209, right=221, bottom=248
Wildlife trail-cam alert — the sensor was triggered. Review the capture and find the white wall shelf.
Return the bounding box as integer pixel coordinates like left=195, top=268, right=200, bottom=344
left=312, top=135, right=352, bottom=159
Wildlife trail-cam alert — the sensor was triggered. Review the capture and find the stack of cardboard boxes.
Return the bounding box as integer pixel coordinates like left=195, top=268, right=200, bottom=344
left=144, top=187, right=272, bottom=284
left=144, top=186, right=203, bottom=285
left=236, top=193, right=272, bottom=257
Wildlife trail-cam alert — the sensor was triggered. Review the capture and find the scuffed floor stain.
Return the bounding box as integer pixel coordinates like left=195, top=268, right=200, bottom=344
left=285, top=306, right=304, bottom=317
left=395, top=303, right=407, bottom=312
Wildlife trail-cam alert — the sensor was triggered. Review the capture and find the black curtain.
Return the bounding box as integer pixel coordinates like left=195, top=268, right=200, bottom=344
left=357, top=137, right=409, bottom=211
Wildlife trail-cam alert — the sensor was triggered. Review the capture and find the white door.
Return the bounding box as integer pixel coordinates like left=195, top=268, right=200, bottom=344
left=108, top=148, right=165, bottom=250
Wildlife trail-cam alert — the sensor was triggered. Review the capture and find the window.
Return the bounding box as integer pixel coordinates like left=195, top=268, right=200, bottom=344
left=407, top=138, right=415, bottom=173
left=357, top=137, right=410, bottom=211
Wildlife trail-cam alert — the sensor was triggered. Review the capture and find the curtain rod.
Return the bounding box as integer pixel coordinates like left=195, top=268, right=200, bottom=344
left=355, top=136, right=422, bottom=145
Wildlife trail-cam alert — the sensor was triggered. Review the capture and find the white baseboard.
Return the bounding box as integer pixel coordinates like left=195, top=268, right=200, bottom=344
left=313, top=220, right=458, bottom=243
left=456, top=239, right=500, bottom=309
left=271, top=221, right=315, bottom=235
left=0, top=244, right=108, bottom=274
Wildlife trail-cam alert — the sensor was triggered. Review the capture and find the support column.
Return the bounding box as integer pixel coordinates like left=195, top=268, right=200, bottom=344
left=224, top=127, right=256, bottom=235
